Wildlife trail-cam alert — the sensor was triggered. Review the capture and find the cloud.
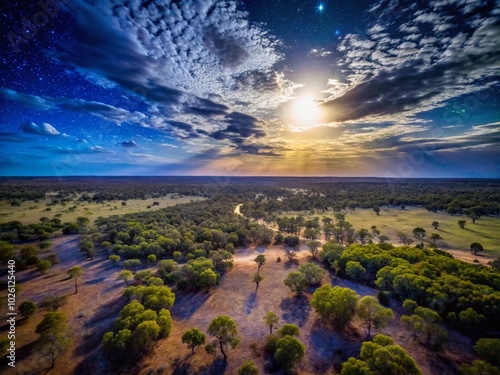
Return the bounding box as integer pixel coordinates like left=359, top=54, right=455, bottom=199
left=323, top=0, right=500, bottom=123
left=20, top=122, right=61, bottom=136
left=121, top=141, right=138, bottom=148
left=308, top=48, right=333, bottom=57
left=160, top=143, right=178, bottom=148
left=2, top=88, right=147, bottom=125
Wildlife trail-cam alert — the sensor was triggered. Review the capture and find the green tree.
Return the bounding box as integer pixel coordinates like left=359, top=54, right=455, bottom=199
left=264, top=311, right=279, bottom=334
left=432, top=221, right=439, bottom=230
left=299, top=262, right=325, bottom=285
left=402, top=300, right=418, bottom=315
left=283, top=248, right=297, bottom=262
left=430, top=233, right=442, bottom=245
left=401, top=307, right=448, bottom=347
left=67, top=266, right=83, bottom=294
left=346, top=261, right=367, bottom=281
left=459, top=307, right=485, bottom=328
left=252, top=273, right=263, bottom=291
left=118, top=270, right=133, bottom=286
left=306, top=240, right=322, bottom=259
left=373, top=206, right=381, bottom=215
left=36, top=260, right=52, bottom=274
left=356, top=296, right=394, bottom=336
left=458, top=360, right=500, bottom=375
left=412, top=228, right=426, bottom=244
left=341, top=334, right=421, bottom=375
left=310, top=285, right=359, bottom=328
left=397, top=232, right=414, bottom=245
left=182, top=328, right=206, bottom=354
left=274, top=335, right=306, bottom=371
left=207, top=316, right=239, bottom=363
left=122, top=259, right=141, bottom=272
left=283, top=272, right=308, bottom=294
left=458, top=220, right=466, bottom=229
left=19, top=300, right=37, bottom=318
left=474, top=338, right=500, bottom=367
left=254, top=254, right=266, bottom=273
left=130, top=320, right=160, bottom=358
left=36, top=326, right=72, bottom=368
left=147, top=254, right=157, bottom=264
left=238, top=360, right=259, bottom=375
left=199, top=268, right=218, bottom=292
left=0, top=241, right=14, bottom=261
left=35, top=312, right=66, bottom=335
left=279, top=323, right=299, bottom=337
left=109, top=254, right=120, bottom=267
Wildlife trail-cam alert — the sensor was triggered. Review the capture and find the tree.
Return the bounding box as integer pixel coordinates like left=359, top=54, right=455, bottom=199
left=430, top=233, right=442, bottom=245
left=274, top=335, right=305, bottom=371
left=109, top=255, right=120, bottom=267
left=310, top=285, right=359, bottom=328
left=252, top=273, right=263, bottom=291
left=357, top=229, right=372, bottom=245
left=279, top=323, right=299, bottom=337
left=130, top=320, right=160, bottom=358
left=401, top=307, right=448, bottom=348
left=67, top=266, right=83, bottom=294
left=182, top=328, right=206, bottom=354
left=432, top=221, right=439, bottom=230
left=458, top=220, right=466, bottom=229
left=36, top=327, right=72, bottom=368
left=306, top=240, right=322, bottom=259
left=207, top=316, right=239, bottom=363
left=19, top=300, right=37, bottom=318
left=474, top=338, right=500, bottom=367
left=147, top=254, right=156, bottom=264
left=459, top=360, right=500, bottom=375
left=36, top=260, right=52, bottom=274
left=35, top=312, right=66, bottom=335
left=470, top=242, right=483, bottom=255
left=122, top=259, right=141, bottom=272
left=402, top=299, right=418, bottom=315
left=298, top=262, right=325, bottom=285
left=0, top=241, right=14, bottom=261
left=199, top=269, right=218, bottom=292
left=356, top=296, right=394, bottom=336
left=397, top=232, right=414, bottom=245
left=283, top=272, right=308, bottom=294
left=238, top=360, right=259, bottom=375
left=41, top=295, right=68, bottom=311
left=118, top=270, right=133, bottom=286
left=373, top=206, right=381, bottom=215
left=254, top=254, right=266, bottom=273
left=345, top=261, right=367, bottom=281
left=412, top=228, right=426, bottom=244
left=341, top=334, right=421, bottom=375
left=378, top=235, right=390, bottom=244
left=283, top=248, right=297, bottom=262
left=264, top=311, right=279, bottom=334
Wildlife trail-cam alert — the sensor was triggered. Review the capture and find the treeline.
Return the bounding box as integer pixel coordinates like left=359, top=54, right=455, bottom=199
left=240, top=180, right=500, bottom=220
left=323, top=243, right=500, bottom=330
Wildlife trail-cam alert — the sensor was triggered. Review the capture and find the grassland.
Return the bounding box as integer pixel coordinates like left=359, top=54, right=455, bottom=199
left=0, top=194, right=205, bottom=224
left=282, top=206, right=500, bottom=259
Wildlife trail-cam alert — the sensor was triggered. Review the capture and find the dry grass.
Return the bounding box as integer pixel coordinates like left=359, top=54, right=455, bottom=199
left=0, top=194, right=205, bottom=224
left=1, top=238, right=480, bottom=375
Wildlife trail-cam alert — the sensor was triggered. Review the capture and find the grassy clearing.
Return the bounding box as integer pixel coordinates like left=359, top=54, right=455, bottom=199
left=0, top=194, right=205, bottom=224
left=281, top=207, right=500, bottom=258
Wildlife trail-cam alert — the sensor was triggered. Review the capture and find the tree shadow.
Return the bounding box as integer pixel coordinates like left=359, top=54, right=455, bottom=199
left=279, top=295, right=310, bottom=327
left=246, top=291, right=258, bottom=314
left=170, top=291, right=209, bottom=320
left=307, top=319, right=362, bottom=372
left=84, top=276, right=106, bottom=285
left=199, top=357, right=227, bottom=374
left=284, top=259, right=299, bottom=269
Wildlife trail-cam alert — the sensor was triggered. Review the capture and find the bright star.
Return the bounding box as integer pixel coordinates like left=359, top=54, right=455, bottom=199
left=318, top=4, right=324, bottom=12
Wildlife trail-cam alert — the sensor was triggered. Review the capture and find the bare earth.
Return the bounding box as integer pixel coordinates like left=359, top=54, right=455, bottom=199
left=1, top=237, right=478, bottom=375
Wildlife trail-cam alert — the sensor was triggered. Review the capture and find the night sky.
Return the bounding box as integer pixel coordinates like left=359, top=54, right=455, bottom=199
left=0, top=0, right=499, bottom=177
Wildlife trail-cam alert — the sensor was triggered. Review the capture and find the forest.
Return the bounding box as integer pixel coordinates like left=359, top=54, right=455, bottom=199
left=0, top=177, right=499, bottom=374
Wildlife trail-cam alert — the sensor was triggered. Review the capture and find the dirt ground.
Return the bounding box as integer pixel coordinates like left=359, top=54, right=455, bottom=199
left=1, top=237, right=479, bottom=375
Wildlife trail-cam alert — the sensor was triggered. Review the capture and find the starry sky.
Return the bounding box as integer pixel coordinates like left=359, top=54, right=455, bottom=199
left=0, top=0, right=499, bottom=177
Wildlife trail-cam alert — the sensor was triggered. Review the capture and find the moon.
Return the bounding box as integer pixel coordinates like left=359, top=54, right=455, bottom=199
left=291, top=96, right=322, bottom=126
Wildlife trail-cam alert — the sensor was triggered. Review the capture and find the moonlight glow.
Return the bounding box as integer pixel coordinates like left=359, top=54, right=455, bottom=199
left=291, top=96, right=322, bottom=126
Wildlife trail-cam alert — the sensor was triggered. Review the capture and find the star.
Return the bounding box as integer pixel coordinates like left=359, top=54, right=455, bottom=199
left=318, top=3, right=324, bottom=12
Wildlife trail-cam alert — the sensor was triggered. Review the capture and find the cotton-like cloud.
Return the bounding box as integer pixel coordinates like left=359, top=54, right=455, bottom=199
left=20, top=122, right=61, bottom=136
left=323, top=0, right=500, bottom=123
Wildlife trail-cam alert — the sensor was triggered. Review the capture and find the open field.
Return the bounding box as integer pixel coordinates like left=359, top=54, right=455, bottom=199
left=1, top=238, right=479, bottom=375
left=280, top=206, right=500, bottom=260
left=0, top=194, right=205, bottom=224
